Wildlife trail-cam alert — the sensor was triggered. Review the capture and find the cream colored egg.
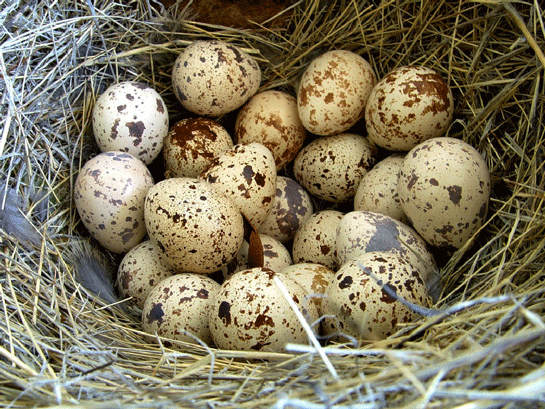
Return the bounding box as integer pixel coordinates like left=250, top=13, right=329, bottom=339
left=293, top=133, right=376, bottom=203
left=297, top=50, right=376, bottom=136
left=258, top=176, right=313, bottom=244
left=74, top=151, right=154, bottom=253
left=398, top=137, right=491, bottom=249
left=365, top=66, right=454, bottom=151
left=354, top=154, right=407, bottom=222
left=336, top=211, right=437, bottom=281
left=323, top=252, right=429, bottom=341
left=209, top=268, right=319, bottom=352
left=235, top=90, right=307, bottom=170
left=163, top=118, right=233, bottom=178
left=92, top=82, right=169, bottom=165
left=144, top=178, right=244, bottom=273
left=116, top=240, right=179, bottom=308
left=172, top=40, right=261, bottom=117
left=142, top=273, right=220, bottom=346
left=292, top=210, right=344, bottom=270
left=199, top=143, right=276, bottom=228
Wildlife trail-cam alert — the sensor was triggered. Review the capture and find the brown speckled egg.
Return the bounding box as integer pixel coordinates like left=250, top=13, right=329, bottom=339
left=92, top=82, right=169, bottom=165
left=172, top=40, right=261, bottom=117
left=365, top=66, right=454, bottom=151
left=258, top=176, right=313, bottom=244
left=293, top=133, right=376, bottom=203
left=235, top=90, right=307, bottom=170
left=209, top=268, right=319, bottom=352
left=199, top=143, right=276, bottom=228
left=163, top=118, right=233, bottom=178
left=116, top=240, right=179, bottom=308
left=222, top=234, right=292, bottom=280
left=142, top=273, right=220, bottom=346
left=323, top=252, right=429, bottom=341
left=74, top=151, right=154, bottom=253
left=336, top=211, right=437, bottom=282
left=354, top=154, right=407, bottom=222
left=280, top=263, right=335, bottom=315
left=292, top=210, right=344, bottom=270
left=398, top=137, right=491, bottom=249
left=297, top=50, right=376, bottom=136
left=144, top=178, right=244, bottom=273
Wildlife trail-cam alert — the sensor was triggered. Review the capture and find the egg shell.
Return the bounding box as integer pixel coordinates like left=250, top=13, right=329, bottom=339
left=336, top=211, right=437, bottom=282
left=365, top=66, right=454, bottom=151
left=354, top=154, right=407, bottom=222
left=297, top=50, right=377, bottom=136
left=323, top=252, right=429, bottom=341
left=209, top=267, right=319, bottom=352
left=172, top=40, right=261, bottom=117
left=293, top=133, right=376, bottom=203
left=235, top=90, right=307, bottom=170
left=74, top=151, right=154, bottom=253
left=142, top=273, right=220, bottom=347
left=163, top=118, right=234, bottom=178
left=116, top=240, right=179, bottom=309
left=280, top=263, right=335, bottom=314
left=292, top=210, right=344, bottom=270
left=222, top=234, right=292, bottom=280
left=397, top=137, right=491, bottom=249
left=92, top=82, right=169, bottom=165
left=144, top=178, right=244, bottom=273
left=199, top=143, right=276, bottom=228
left=258, top=176, right=313, bottom=244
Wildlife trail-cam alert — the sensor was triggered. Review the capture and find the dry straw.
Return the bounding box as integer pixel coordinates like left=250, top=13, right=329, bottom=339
left=1, top=0, right=544, bottom=407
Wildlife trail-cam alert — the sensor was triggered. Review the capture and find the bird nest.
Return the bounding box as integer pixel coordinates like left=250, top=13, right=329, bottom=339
left=1, top=0, right=544, bottom=407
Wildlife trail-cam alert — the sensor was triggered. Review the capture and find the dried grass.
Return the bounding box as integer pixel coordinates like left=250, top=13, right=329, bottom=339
left=1, top=0, right=544, bottom=407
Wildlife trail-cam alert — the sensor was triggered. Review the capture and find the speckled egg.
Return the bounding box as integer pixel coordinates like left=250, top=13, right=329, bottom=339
left=144, top=178, right=244, bottom=273
left=292, top=210, right=344, bottom=270
left=163, top=118, right=233, bottom=178
left=209, top=268, right=319, bottom=352
left=74, top=151, right=154, bottom=253
left=199, top=143, right=276, bottom=228
left=354, top=154, right=407, bottom=222
left=297, top=50, right=376, bottom=136
left=142, top=273, right=220, bottom=346
left=172, top=40, right=261, bottom=117
left=235, top=90, right=307, bottom=170
left=336, top=211, right=437, bottom=282
left=365, top=66, right=454, bottom=151
left=323, top=252, right=429, bottom=341
left=280, top=263, right=335, bottom=314
left=397, top=137, right=491, bottom=249
left=258, top=176, right=313, bottom=244
left=92, top=82, right=169, bottom=165
left=116, top=240, right=179, bottom=309
left=222, top=234, right=292, bottom=280
left=293, top=133, right=376, bottom=203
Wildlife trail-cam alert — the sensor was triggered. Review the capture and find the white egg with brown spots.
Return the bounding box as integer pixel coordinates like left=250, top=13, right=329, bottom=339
left=398, top=137, right=491, bottom=249
left=142, top=273, right=220, bottom=347
left=293, top=133, right=376, bottom=203
left=209, top=268, right=319, bottom=352
left=323, top=252, right=429, bottom=341
left=144, top=178, right=244, bottom=273
left=92, top=81, right=169, bottom=165
left=163, top=118, right=233, bottom=178
left=199, top=143, right=276, bottom=228
left=74, top=151, right=154, bottom=253
left=172, top=40, right=261, bottom=117
left=235, top=90, right=307, bottom=170
left=297, top=50, right=376, bottom=136
left=365, top=66, right=454, bottom=151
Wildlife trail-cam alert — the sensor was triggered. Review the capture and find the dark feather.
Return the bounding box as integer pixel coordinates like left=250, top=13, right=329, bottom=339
left=0, top=184, right=42, bottom=246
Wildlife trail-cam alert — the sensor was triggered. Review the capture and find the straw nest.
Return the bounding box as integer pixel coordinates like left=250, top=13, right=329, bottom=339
left=1, top=0, right=544, bottom=407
